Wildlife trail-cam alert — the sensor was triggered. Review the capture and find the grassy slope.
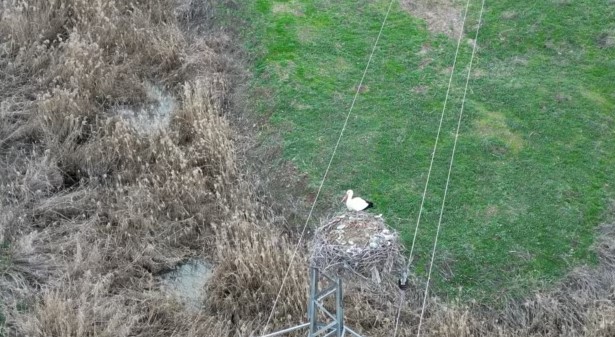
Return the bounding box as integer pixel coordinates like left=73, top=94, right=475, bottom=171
left=242, top=0, right=615, bottom=301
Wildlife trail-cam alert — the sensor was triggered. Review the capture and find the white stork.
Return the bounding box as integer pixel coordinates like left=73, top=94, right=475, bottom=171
left=342, top=190, right=374, bottom=211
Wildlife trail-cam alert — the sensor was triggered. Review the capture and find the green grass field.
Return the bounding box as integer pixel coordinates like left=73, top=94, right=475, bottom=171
left=239, top=0, right=615, bottom=301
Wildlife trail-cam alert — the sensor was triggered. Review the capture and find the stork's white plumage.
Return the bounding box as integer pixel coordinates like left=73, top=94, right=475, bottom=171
left=342, top=190, right=374, bottom=211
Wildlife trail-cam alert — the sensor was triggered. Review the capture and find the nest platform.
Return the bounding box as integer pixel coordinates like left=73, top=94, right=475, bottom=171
left=310, top=211, right=405, bottom=283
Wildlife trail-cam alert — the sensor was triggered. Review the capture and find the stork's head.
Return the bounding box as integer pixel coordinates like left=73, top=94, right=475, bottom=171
left=342, top=189, right=353, bottom=202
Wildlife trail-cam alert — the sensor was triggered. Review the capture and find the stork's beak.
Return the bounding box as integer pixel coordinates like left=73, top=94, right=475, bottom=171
left=342, top=194, right=347, bottom=202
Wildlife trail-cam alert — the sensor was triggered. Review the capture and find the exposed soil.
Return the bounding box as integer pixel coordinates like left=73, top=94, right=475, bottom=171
left=401, top=0, right=463, bottom=39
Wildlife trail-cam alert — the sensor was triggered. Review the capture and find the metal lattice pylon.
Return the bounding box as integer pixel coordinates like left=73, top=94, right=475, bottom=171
left=259, top=267, right=365, bottom=337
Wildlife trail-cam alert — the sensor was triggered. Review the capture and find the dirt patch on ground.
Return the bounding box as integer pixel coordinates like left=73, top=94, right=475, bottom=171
left=474, top=110, right=524, bottom=154
left=353, top=84, right=369, bottom=93
left=272, top=1, right=304, bottom=16
left=598, top=32, right=615, bottom=48
left=401, top=0, right=464, bottom=39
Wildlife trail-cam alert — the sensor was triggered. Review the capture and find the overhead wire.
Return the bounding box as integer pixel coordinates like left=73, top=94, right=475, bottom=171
left=262, top=0, right=397, bottom=332
left=393, top=0, right=472, bottom=334
left=416, top=0, right=486, bottom=336
left=402, top=0, right=473, bottom=282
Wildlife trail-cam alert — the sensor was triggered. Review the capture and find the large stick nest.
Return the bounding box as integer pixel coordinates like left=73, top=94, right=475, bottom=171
left=310, top=211, right=406, bottom=283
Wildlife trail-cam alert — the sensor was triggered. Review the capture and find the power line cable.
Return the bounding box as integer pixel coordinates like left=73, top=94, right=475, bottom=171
left=416, top=1, right=486, bottom=336
left=393, top=0, right=472, bottom=334
left=262, top=0, right=397, bottom=332
left=403, top=0, right=472, bottom=279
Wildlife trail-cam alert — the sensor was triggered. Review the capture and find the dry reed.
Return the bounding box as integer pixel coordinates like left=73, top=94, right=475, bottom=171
left=0, top=1, right=614, bottom=337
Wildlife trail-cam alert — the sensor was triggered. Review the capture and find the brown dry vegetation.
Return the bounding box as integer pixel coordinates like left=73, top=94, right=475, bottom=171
left=1, top=1, right=614, bottom=336
left=0, top=0, right=304, bottom=335
left=401, top=0, right=463, bottom=39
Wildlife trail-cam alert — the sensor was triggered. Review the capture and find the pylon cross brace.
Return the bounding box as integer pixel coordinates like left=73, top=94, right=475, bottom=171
left=259, top=267, right=365, bottom=337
